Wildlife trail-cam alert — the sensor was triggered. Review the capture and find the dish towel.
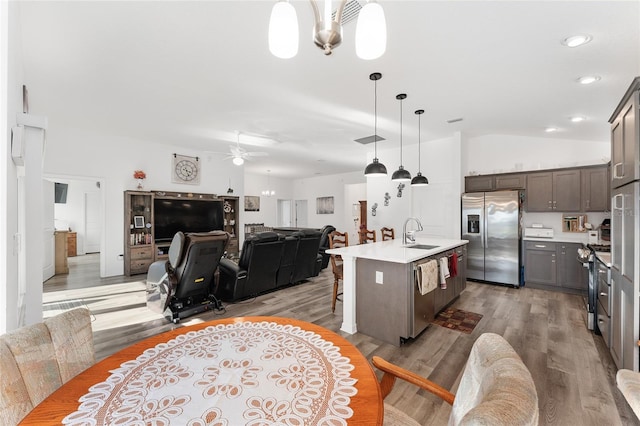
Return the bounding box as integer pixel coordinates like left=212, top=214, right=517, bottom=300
left=417, top=260, right=438, bottom=295
left=439, top=257, right=450, bottom=289
left=449, top=253, right=458, bottom=278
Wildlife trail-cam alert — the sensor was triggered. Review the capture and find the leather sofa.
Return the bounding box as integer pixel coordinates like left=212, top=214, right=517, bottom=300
left=216, top=230, right=323, bottom=302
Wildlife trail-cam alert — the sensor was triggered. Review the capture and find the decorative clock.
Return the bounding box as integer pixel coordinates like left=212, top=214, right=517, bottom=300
left=172, top=154, right=201, bottom=185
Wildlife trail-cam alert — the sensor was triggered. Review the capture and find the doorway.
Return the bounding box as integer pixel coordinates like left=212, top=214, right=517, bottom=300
left=277, top=199, right=292, bottom=227
left=294, top=200, right=308, bottom=227
left=44, top=175, right=105, bottom=285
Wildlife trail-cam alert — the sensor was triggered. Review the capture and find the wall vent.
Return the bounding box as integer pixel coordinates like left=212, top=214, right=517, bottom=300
left=354, top=135, right=386, bottom=145
left=447, top=117, right=464, bottom=124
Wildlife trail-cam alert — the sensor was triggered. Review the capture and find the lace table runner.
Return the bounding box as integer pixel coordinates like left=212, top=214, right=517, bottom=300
left=63, top=321, right=358, bottom=425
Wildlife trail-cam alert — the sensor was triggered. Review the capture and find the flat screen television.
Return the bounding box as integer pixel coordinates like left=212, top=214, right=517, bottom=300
left=153, top=198, right=224, bottom=242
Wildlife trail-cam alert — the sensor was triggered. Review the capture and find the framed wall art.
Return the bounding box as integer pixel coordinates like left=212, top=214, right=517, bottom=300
left=316, top=196, right=334, bottom=214
left=244, top=195, right=260, bottom=212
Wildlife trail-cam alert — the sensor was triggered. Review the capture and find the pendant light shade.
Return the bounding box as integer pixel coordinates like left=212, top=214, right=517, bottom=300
left=411, top=109, right=429, bottom=187
left=392, top=93, right=411, bottom=182
left=364, top=72, right=387, bottom=177
left=268, top=1, right=299, bottom=59
left=355, top=0, right=387, bottom=60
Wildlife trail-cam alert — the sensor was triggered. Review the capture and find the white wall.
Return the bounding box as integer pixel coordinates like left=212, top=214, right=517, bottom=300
left=42, top=125, right=244, bottom=277
left=366, top=133, right=463, bottom=241
left=292, top=171, right=365, bottom=233
left=462, top=134, right=610, bottom=176
left=243, top=172, right=293, bottom=229
left=1, top=1, right=24, bottom=333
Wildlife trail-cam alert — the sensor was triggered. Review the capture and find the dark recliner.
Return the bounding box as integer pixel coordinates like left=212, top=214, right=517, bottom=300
left=146, top=230, right=229, bottom=323
left=318, top=225, right=336, bottom=269
left=216, top=232, right=284, bottom=302
left=290, top=229, right=323, bottom=283
left=276, top=234, right=299, bottom=288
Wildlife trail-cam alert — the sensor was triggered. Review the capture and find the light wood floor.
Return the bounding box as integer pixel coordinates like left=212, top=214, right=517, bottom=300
left=43, top=254, right=640, bottom=425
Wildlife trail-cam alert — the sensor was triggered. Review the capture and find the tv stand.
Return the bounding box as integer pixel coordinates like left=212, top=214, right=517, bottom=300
left=123, top=190, right=240, bottom=276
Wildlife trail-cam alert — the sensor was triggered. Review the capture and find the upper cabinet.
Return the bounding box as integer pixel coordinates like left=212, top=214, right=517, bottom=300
left=582, top=165, right=610, bottom=212
left=494, top=173, right=526, bottom=190
left=526, top=169, right=581, bottom=212
left=465, top=175, right=495, bottom=192
left=610, top=79, right=640, bottom=189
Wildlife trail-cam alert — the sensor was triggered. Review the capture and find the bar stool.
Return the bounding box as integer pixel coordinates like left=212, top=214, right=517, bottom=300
left=381, top=227, right=395, bottom=241
left=359, top=229, right=376, bottom=244
left=328, top=231, right=349, bottom=313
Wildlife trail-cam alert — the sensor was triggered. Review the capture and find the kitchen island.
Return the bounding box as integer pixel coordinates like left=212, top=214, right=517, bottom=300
left=327, top=237, right=468, bottom=346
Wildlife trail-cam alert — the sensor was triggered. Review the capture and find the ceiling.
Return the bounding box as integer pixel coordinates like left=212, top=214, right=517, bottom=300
left=18, top=1, right=640, bottom=179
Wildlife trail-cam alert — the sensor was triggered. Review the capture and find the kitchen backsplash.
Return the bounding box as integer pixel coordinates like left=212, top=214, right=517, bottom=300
left=522, top=211, right=610, bottom=243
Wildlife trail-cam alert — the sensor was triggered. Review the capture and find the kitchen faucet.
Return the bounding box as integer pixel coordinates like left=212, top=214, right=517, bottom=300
left=402, top=217, right=423, bottom=245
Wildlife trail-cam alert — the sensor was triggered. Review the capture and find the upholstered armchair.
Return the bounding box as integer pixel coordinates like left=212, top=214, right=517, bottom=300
left=216, top=231, right=285, bottom=301
left=617, top=368, right=640, bottom=421
left=0, top=307, right=95, bottom=425
left=373, top=332, right=539, bottom=425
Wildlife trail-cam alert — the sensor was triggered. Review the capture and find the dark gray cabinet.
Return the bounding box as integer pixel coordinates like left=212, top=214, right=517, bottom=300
left=525, top=241, right=588, bottom=294
left=495, top=173, right=526, bottom=190
left=526, top=169, right=581, bottom=212
left=524, top=241, right=557, bottom=285
left=557, top=243, right=587, bottom=291
left=610, top=82, right=639, bottom=189
left=465, top=175, right=494, bottom=192
left=582, top=166, right=610, bottom=212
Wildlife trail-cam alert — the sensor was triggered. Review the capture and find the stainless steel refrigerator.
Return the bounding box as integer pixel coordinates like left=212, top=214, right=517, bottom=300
left=461, top=191, right=521, bottom=286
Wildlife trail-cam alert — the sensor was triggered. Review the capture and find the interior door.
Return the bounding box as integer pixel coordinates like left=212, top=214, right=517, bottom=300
left=42, top=180, right=55, bottom=281
left=294, top=200, right=308, bottom=227
left=84, top=192, right=101, bottom=253
left=277, top=199, right=292, bottom=227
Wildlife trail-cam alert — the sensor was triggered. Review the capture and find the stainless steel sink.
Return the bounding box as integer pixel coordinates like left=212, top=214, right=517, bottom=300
left=404, top=244, right=440, bottom=250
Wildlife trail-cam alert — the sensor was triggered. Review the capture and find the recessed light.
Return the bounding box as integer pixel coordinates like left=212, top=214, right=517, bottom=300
left=570, top=116, right=586, bottom=123
left=562, top=34, right=592, bottom=48
left=577, top=75, right=601, bottom=85
left=545, top=127, right=558, bottom=133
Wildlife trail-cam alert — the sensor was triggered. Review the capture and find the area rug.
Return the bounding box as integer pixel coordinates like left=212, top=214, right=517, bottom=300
left=432, top=307, right=483, bottom=334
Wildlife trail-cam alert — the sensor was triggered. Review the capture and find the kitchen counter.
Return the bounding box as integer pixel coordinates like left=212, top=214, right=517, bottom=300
left=326, top=237, right=468, bottom=337
left=523, top=236, right=593, bottom=244
left=595, top=252, right=611, bottom=267
left=327, top=237, right=469, bottom=264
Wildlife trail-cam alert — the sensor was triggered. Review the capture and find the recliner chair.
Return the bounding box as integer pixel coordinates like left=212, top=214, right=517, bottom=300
left=146, top=230, right=229, bottom=323
left=216, top=231, right=285, bottom=301
left=318, top=225, right=336, bottom=269
left=291, top=229, right=323, bottom=283
left=276, top=234, right=299, bottom=288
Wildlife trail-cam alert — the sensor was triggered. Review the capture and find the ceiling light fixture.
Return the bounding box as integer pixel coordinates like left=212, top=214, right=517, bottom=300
left=232, top=156, right=244, bottom=166
left=262, top=170, right=276, bottom=196
left=562, top=34, right=592, bottom=48
left=268, top=0, right=386, bottom=59
left=392, top=93, right=411, bottom=182
left=545, top=127, right=558, bottom=133
left=576, top=75, right=601, bottom=85
left=570, top=116, right=586, bottom=123
left=364, top=72, right=387, bottom=177
left=411, top=109, right=429, bottom=187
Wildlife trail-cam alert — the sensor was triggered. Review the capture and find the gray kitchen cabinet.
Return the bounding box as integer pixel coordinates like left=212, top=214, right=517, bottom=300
left=494, top=173, right=526, bottom=190
left=610, top=82, right=639, bottom=189
left=524, top=241, right=557, bottom=286
left=525, top=172, right=553, bottom=211
left=557, top=243, right=588, bottom=292
left=582, top=165, right=610, bottom=212
left=465, top=175, right=494, bottom=192
left=526, top=169, right=581, bottom=212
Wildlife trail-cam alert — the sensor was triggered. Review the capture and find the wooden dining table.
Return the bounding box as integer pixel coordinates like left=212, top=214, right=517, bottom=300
left=20, top=316, right=383, bottom=425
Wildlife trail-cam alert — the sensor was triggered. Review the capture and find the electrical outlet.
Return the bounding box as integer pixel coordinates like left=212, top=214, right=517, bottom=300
left=376, top=271, right=383, bottom=284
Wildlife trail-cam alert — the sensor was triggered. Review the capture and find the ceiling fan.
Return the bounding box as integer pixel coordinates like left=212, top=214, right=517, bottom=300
left=217, top=132, right=269, bottom=166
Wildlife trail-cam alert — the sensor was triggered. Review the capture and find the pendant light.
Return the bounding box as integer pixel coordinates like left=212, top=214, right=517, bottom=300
left=391, top=93, right=411, bottom=182
left=411, top=109, right=429, bottom=186
left=364, top=72, right=387, bottom=177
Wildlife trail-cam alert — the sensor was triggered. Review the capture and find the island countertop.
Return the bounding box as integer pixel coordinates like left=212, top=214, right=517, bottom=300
left=326, top=237, right=468, bottom=263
